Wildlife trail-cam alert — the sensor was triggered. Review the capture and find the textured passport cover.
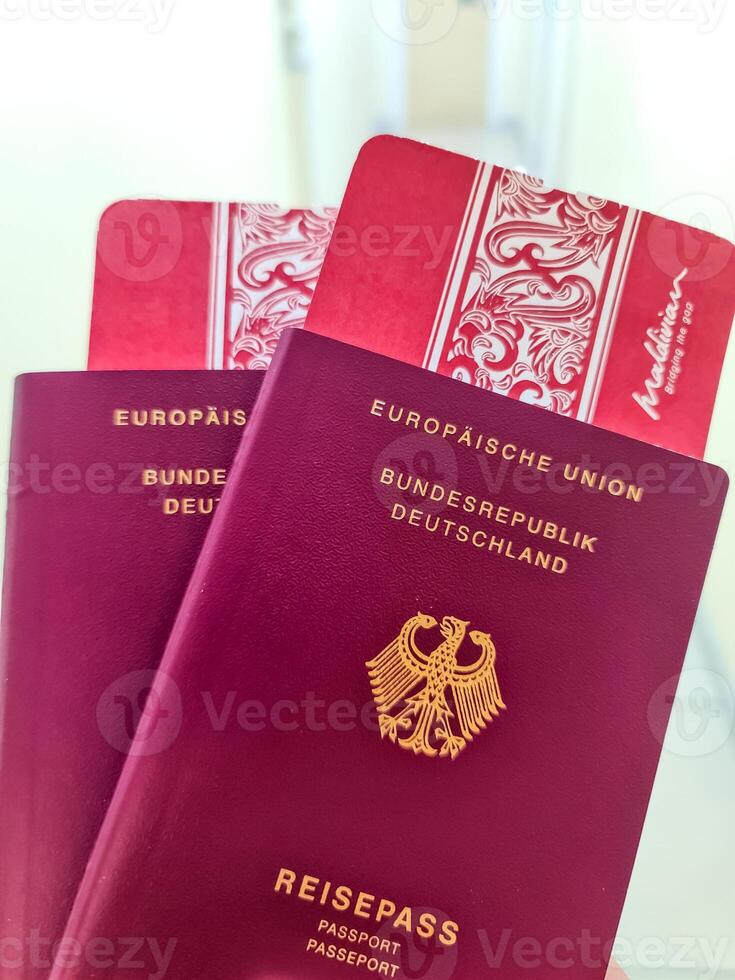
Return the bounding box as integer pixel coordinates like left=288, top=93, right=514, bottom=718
left=308, top=135, right=735, bottom=458
left=87, top=200, right=336, bottom=371
left=0, top=370, right=262, bottom=979
left=53, top=331, right=726, bottom=980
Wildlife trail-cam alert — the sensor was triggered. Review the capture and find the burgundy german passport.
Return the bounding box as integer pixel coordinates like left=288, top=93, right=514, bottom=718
left=52, top=331, right=726, bottom=980
left=0, top=371, right=261, bottom=979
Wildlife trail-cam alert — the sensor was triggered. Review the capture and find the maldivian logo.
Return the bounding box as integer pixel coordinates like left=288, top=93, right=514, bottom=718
left=632, top=267, right=691, bottom=422
left=366, top=613, right=505, bottom=760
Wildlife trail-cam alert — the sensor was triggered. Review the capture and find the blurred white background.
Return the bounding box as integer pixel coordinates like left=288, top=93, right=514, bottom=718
left=0, top=1, right=733, bottom=976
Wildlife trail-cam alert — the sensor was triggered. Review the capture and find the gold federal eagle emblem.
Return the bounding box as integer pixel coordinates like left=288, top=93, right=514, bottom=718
left=366, top=614, right=505, bottom=760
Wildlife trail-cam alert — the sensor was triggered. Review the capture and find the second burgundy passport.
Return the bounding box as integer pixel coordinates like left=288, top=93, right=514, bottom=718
left=0, top=370, right=262, bottom=979
left=53, top=331, right=725, bottom=979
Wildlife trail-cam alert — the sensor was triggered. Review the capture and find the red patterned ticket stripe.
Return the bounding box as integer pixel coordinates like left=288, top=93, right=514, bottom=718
left=425, top=167, right=639, bottom=421
left=206, top=203, right=337, bottom=370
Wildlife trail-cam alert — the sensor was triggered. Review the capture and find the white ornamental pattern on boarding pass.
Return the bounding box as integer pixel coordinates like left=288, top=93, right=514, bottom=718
left=226, top=204, right=337, bottom=370
left=442, top=170, right=627, bottom=415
